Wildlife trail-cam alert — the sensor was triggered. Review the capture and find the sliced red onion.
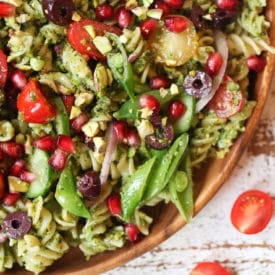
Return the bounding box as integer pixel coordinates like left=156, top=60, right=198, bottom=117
left=128, top=52, right=140, bottom=63
left=196, top=30, right=228, bottom=112
left=100, top=122, right=117, bottom=186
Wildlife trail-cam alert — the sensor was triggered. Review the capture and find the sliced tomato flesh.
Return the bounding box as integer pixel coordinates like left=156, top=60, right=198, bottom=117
left=67, top=19, right=122, bottom=61
left=231, top=189, right=273, bottom=234
left=17, top=80, right=56, bottom=124
left=208, top=75, right=245, bottom=118
left=0, top=3, right=16, bottom=17
left=0, top=49, right=8, bottom=88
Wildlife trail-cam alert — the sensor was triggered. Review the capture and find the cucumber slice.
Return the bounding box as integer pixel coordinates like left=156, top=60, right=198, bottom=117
left=26, top=148, right=55, bottom=198
left=53, top=97, right=70, bottom=136
left=174, top=93, right=196, bottom=135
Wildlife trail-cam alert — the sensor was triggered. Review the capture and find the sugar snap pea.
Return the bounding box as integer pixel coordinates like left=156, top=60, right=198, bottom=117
left=53, top=97, right=70, bottom=136
left=142, top=133, right=189, bottom=203
left=121, top=157, right=156, bottom=220
left=55, top=165, right=90, bottom=218
left=169, top=154, right=193, bottom=222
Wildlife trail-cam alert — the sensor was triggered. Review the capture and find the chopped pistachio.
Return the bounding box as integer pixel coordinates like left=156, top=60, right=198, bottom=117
left=93, top=36, right=112, bottom=55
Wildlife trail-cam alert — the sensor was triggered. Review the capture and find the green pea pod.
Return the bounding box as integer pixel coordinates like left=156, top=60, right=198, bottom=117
left=142, top=133, right=189, bottom=203
left=169, top=154, right=193, bottom=222
left=106, top=32, right=135, bottom=101
left=55, top=165, right=90, bottom=218
left=53, top=97, right=70, bottom=136
left=114, top=90, right=176, bottom=120
left=121, top=157, right=156, bottom=220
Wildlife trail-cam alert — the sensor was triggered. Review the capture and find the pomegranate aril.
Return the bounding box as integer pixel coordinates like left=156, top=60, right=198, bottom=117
left=217, top=0, right=238, bottom=11
left=20, top=170, right=35, bottom=183
left=164, top=15, right=188, bottom=33
left=10, top=70, right=27, bottom=89
left=2, top=193, right=20, bottom=206
left=57, top=135, right=75, bottom=153
left=0, top=142, right=23, bottom=158
left=154, top=1, right=171, bottom=16
left=126, top=129, right=141, bottom=147
left=140, top=19, right=158, bottom=39
left=106, top=194, right=121, bottom=215
left=149, top=75, right=170, bottom=89
left=168, top=100, right=186, bottom=120
left=96, top=4, right=115, bottom=20
left=206, top=52, right=223, bottom=76
left=246, top=55, right=266, bottom=72
left=0, top=3, right=16, bottom=17
left=33, top=135, right=56, bottom=152
left=49, top=149, right=68, bottom=171
left=113, top=121, right=128, bottom=143
left=9, top=159, right=25, bottom=176
left=62, top=95, right=75, bottom=114
left=163, top=0, right=183, bottom=9
left=125, top=223, right=140, bottom=243
left=117, top=7, right=132, bottom=28
left=138, top=94, right=161, bottom=114
left=71, top=113, right=89, bottom=132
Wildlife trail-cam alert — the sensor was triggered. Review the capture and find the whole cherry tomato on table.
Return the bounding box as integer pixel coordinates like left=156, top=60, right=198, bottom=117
left=67, top=19, right=122, bottom=61
left=0, top=49, right=8, bottom=88
left=17, top=80, right=56, bottom=124
left=190, top=261, right=230, bottom=275
left=231, top=189, right=273, bottom=234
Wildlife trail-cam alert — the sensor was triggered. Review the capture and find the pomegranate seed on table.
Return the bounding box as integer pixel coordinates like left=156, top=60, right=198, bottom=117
left=140, top=19, right=158, bottom=39
left=57, top=135, right=75, bottom=153
left=106, top=194, right=122, bottom=215
left=2, top=193, right=20, bottom=206
left=217, top=0, right=238, bottom=11
left=62, top=95, right=75, bottom=114
left=0, top=142, right=23, bottom=158
left=126, top=129, right=141, bottom=147
left=10, top=70, right=27, bottom=89
left=117, top=7, right=132, bottom=28
left=0, top=3, right=16, bottom=17
left=96, top=4, right=115, bottom=20
left=154, top=1, right=171, bottom=16
left=33, top=135, right=56, bottom=152
left=246, top=55, right=266, bottom=72
left=149, top=75, right=170, bottom=89
left=20, top=170, right=36, bottom=183
left=168, top=100, right=186, bottom=120
left=206, top=52, right=223, bottom=76
left=71, top=113, right=89, bottom=132
left=138, top=94, right=161, bottom=114
left=49, top=149, right=68, bottom=171
left=163, top=0, right=183, bottom=9
left=164, top=15, right=189, bottom=33
left=125, top=223, right=140, bottom=243
left=9, top=159, right=25, bottom=176
left=113, top=120, right=128, bottom=143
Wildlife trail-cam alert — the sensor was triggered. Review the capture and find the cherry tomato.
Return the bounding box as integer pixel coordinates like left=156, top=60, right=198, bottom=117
left=17, top=80, right=56, bottom=124
left=0, top=172, right=5, bottom=199
left=0, top=49, right=8, bottom=88
left=208, top=75, right=245, bottom=118
left=191, top=262, right=229, bottom=275
left=0, top=2, right=16, bottom=17
left=231, top=189, right=273, bottom=234
left=67, top=19, right=122, bottom=61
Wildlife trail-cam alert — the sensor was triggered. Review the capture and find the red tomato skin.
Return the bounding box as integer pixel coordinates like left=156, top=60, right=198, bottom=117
left=191, top=262, right=230, bottom=275
left=0, top=49, right=8, bottom=88
left=0, top=3, right=16, bottom=17
left=0, top=172, right=5, bottom=199
left=208, top=75, right=245, bottom=118
left=67, top=19, right=122, bottom=61
left=231, top=189, right=273, bottom=234
left=17, top=80, right=56, bottom=124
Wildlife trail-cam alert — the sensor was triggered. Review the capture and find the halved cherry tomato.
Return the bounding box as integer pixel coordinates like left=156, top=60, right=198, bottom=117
left=0, top=172, right=5, bottom=199
left=67, top=19, right=122, bottom=61
left=231, top=189, right=273, bottom=234
left=17, top=80, right=56, bottom=124
left=0, top=2, right=16, bottom=17
left=208, top=75, right=245, bottom=118
left=0, top=49, right=8, bottom=88
left=191, top=262, right=229, bottom=275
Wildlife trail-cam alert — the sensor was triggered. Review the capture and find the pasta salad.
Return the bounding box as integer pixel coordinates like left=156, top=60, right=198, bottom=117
left=0, top=0, right=274, bottom=273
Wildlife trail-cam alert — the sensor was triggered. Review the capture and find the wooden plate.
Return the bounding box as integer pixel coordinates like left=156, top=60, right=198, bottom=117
left=9, top=2, right=275, bottom=275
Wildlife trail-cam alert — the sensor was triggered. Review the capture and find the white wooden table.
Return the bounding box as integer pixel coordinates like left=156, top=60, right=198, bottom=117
left=107, top=73, right=275, bottom=275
